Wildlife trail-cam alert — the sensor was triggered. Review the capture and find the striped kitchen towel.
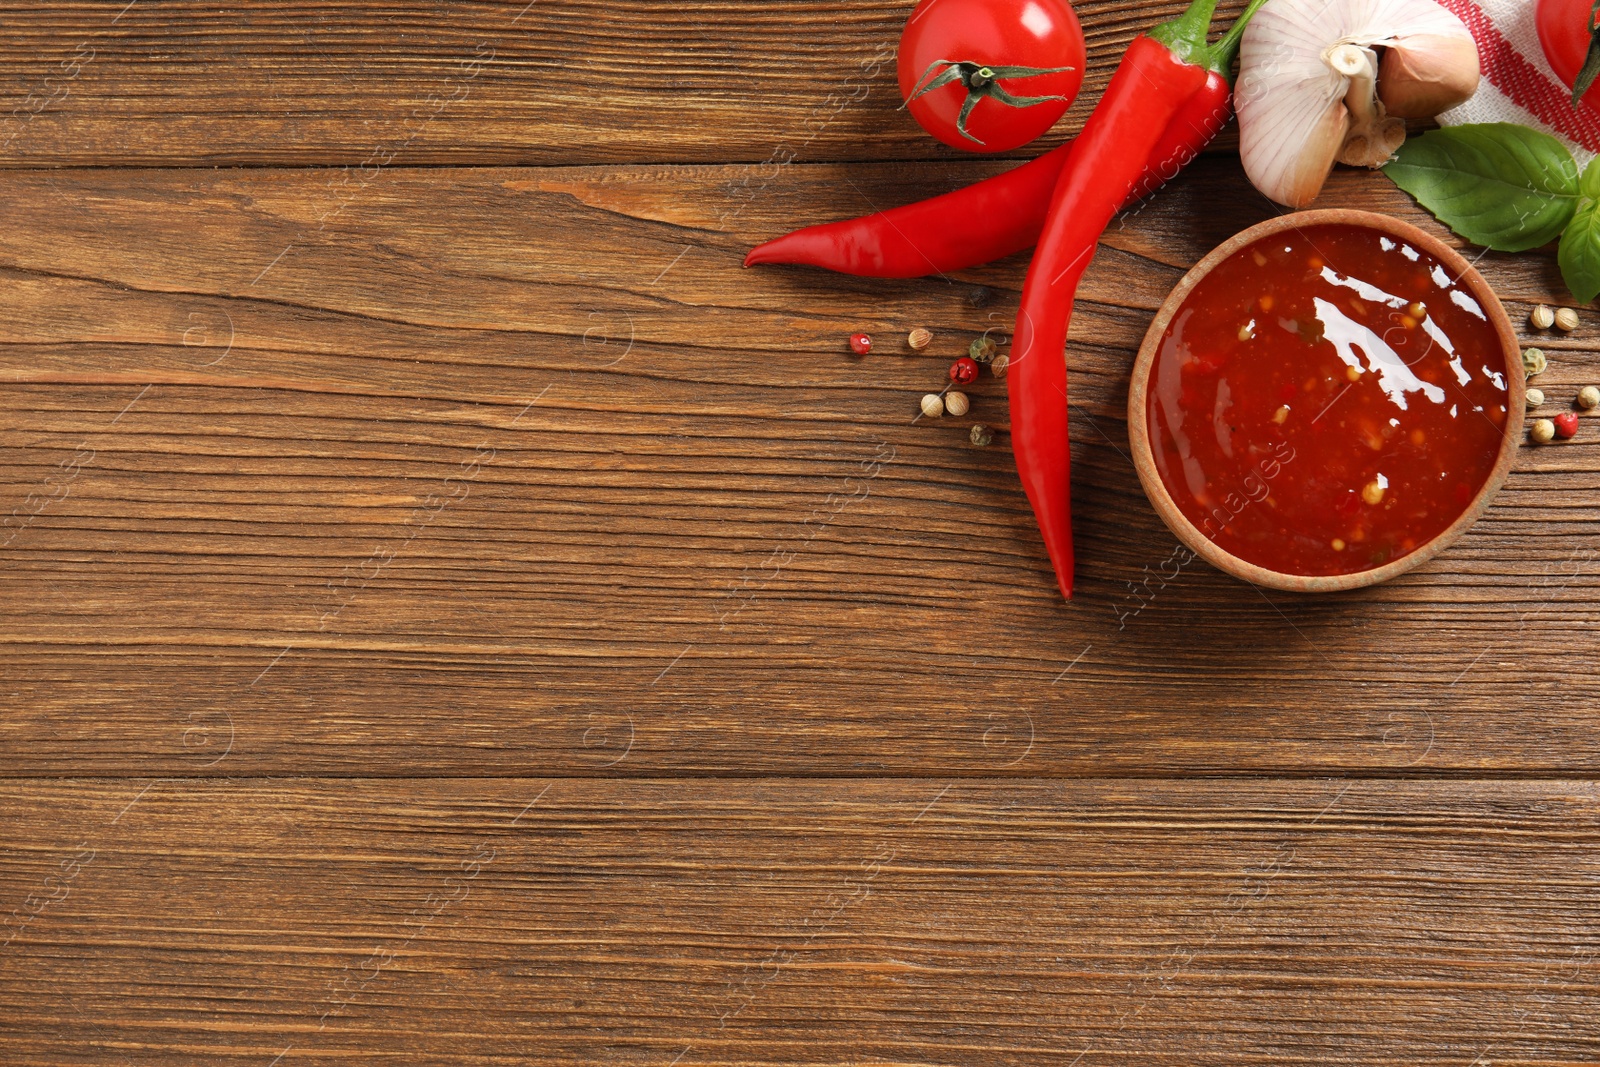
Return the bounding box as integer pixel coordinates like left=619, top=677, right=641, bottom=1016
left=1436, top=0, right=1600, bottom=161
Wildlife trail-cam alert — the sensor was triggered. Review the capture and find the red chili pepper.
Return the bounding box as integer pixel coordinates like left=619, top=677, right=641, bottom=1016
left=1012, top=0, right=1266, bottom=600
left=743, top=22, right=1250, bottom=279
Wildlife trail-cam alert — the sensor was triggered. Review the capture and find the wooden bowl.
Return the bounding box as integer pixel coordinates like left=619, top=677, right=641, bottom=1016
left=1126, top=209, right=1525, bottom=594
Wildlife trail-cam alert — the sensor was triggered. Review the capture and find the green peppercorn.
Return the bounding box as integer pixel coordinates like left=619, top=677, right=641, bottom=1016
left=1523, top=347, right=1547, bottom=377
left=969, top=336, right=997, bottom=364
left=970, top=423, right=994, bottom=447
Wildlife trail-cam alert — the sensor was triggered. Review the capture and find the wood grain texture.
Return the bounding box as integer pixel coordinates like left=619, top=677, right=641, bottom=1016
left=0, top=0, right=1246, bottom=167
left=1, top=778, right=1597, bottom=1066
left=4, top=5, right=1600, bottom=1060
left=3, top=158, right=1598, bottom=777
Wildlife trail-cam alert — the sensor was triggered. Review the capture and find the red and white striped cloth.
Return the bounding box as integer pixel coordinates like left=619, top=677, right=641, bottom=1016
left=1437, top=0, right=1600, bottom=160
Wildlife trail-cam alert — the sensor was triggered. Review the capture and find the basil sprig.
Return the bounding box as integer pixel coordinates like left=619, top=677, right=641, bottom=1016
left=1383, top=123, right=1600, bottom=303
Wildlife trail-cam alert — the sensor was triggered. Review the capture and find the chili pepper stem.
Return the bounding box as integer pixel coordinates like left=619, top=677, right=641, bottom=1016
left=1148, top=0, right=1223, bottom=66
left=1211, top=0, right=1273, bottom=75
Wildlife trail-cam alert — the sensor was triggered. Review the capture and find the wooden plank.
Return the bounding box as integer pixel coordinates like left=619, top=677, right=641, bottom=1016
left=2, top=158, right=1598, bottom=777
left=1, top=777, right=1597, bottom=1065
left=0, top=0, right=1244, bottom=167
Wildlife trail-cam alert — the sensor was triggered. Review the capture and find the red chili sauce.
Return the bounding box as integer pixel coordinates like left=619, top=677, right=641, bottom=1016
left=1146, top=223, right=1510, bottom=576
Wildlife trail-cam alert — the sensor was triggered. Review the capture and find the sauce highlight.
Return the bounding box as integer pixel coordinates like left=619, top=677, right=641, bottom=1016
left=1146, top=223, right=1510, bottom=577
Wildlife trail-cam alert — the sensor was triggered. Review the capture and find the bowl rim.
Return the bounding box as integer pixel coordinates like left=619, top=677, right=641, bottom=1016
left=1126, top=208, right=1526, bottom=594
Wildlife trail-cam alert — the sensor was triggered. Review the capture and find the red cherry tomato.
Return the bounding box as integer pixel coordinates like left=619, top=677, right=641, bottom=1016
left=898, top=0, right=1086, bottom=153
left=1538, top=0, right=1600, bottom=110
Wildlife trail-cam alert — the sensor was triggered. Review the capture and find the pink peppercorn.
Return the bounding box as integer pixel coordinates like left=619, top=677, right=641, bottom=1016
left=1554, top=411, right=1580, bottom=439
left=949, top=357, right=979, bottom=385
left=848, top=332, right=872, bottom=355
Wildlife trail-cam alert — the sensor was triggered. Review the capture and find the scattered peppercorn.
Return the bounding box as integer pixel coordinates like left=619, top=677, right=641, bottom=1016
left=1530, top=418, right=1556, bottom=444
left=1523, top=347, right=1547, bottom=376
left=907, top=327, right=933, bottom=351
left=849, top=332, right=872, bottom=355
left=1530, top=305, right=1555, bottom=330
left=969, top=336, right=997, bottom=364
left=965, top=285, right=995, bottom=308
left=1526, top=388, right=1545, bottom=409
left=1579, top=385, right=1600, bottom=411
left=1555, top=307, right=1580, bottom=332
left=970, top=423, right=994, bottom=447
left=1554, top=411, right=1580, bottom=438
left=990, top=352, right=1010, bottom=378
left=920, top=393, right=944, bottom=418
left=949, top=357, right=980, bottom=385
left=945, top=391, right=970, bottom=417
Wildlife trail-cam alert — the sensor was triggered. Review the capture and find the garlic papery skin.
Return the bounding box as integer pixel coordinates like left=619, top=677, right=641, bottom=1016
left=1238, top=0, right=1480, bottom=208
left=1379, top=32, right=1481, bottom=117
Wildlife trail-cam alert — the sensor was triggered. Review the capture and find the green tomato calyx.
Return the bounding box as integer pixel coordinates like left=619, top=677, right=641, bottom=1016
left=904, top=58, right=1075, bottom=145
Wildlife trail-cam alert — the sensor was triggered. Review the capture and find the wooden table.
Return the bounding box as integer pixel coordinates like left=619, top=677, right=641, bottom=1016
left=2, top=2, right=1597, bottom=1063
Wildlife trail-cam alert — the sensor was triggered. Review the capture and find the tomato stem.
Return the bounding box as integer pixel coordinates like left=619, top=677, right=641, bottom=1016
left=904, top=58, right=1077, bottom=144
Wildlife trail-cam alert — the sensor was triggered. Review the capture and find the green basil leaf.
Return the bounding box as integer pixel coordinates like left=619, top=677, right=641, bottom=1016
left=1383, top=123, right=1580, bottom=253
left=1560, top=207, right=1600, bottom=305
left=1583, top=153, right=1600, bottom=200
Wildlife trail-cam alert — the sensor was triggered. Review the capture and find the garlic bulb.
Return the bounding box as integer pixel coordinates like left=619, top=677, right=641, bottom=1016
left=1237, top=0, right=1479, bottom=208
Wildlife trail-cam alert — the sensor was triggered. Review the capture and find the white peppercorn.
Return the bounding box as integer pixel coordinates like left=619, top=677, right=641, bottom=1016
left=990, top=352, right=1010, bottom=378
left=944, top=391, right=970, bottom=417
left=907, top=327, right=933, bottom=351
left=1579, top=385, right=1600, bottom=411
left=1530, top=418, right=1556, bottom=444
left=1526, top=388, right=1545, bottom=408
left=1530, top=305, right=1555, bottom=330
left=1555, top=306, right=1580, bottom=332
left=920, top=393, right=944, bottom=418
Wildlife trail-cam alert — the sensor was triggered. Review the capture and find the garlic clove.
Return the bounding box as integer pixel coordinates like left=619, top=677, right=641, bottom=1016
left=1378, top=33, right=1480, bottom=118
left=1238, top=0, right=1355, bottom=208
left=1240, top=81, right=1351, bottom=208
